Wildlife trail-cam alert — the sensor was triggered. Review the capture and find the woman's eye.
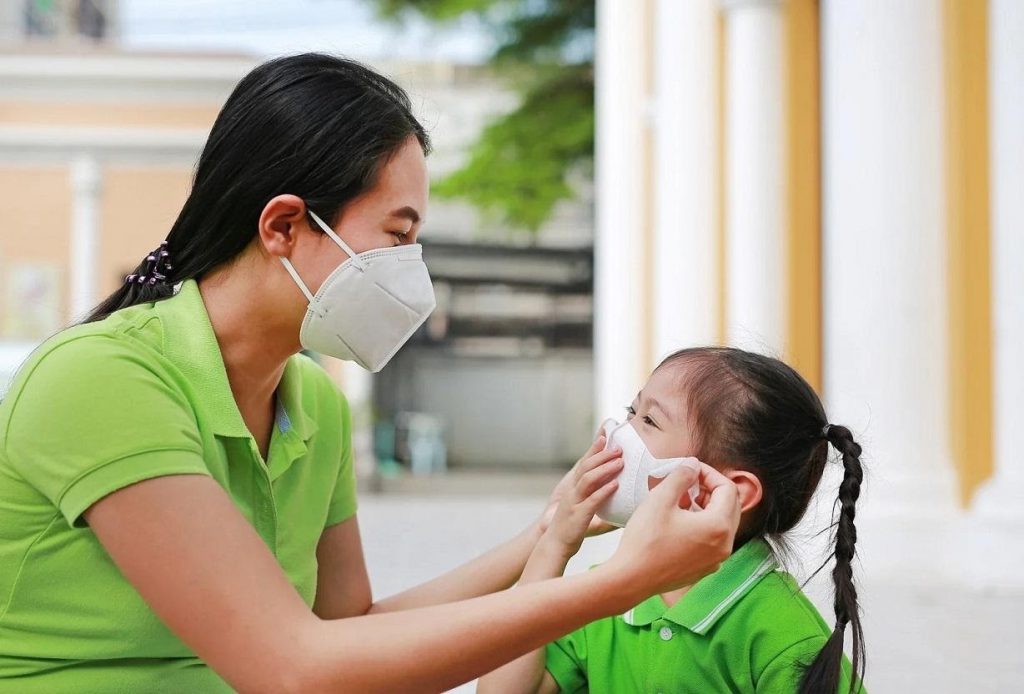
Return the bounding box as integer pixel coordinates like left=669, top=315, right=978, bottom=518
left=643, top=415, right=658, bottom=428
left=625, top=405, right=636, bottom=418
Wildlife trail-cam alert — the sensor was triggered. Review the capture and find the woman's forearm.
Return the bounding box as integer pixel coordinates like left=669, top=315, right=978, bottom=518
left=476, top=541, right=573, bottom=694
left=87, top=476, right=641, bottom=694
left=300, top=563, right=634, bottom=693
left=86, top=467, right=738, bottom=694
left=368, top=520, right=544, bottom=614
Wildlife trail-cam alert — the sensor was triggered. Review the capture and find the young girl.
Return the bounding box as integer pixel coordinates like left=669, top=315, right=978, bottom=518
left=480, top=347, right=866, bottom=693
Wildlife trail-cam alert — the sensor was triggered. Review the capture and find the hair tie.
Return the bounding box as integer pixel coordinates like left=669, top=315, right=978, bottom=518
left=125, top=241, right=173, bottom=287
left=822, top=424, right=833, bottom=440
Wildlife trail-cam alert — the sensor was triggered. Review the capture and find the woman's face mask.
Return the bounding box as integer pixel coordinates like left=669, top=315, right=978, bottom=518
left=596, top=418, right=701, bottom=527
left=280, top=210, right=436, bottom=372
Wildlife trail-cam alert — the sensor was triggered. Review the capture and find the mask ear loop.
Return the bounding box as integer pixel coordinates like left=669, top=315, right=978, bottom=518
left=308, top=209, right=365, bottom=271
left=280, top=257, right=316, bottom=304
left=280, top=208, right=362, bottom=316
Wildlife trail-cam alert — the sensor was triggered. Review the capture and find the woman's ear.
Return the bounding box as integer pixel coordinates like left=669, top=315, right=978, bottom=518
left=723, top=469, right=763, bottom=513
left=258, top=194, right=309, bottom=258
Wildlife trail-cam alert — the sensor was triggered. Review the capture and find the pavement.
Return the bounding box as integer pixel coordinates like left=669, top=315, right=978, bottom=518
left=357, top=489, right=1024, bottom=693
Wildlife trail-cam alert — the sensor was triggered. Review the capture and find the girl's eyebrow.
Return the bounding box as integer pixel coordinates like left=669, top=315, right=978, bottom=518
left=638, top=390, right=680, bottom=425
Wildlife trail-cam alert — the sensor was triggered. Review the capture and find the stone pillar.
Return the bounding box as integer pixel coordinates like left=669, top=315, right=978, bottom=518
left=821, top=0, right=959, bottom=580
left=594, top=0, right=650, bottom=420
left=69, top=154, right=102, bottom=321
left=651, top=0, right=720, bottom=360
left=721, top=0, right=786, bottom=353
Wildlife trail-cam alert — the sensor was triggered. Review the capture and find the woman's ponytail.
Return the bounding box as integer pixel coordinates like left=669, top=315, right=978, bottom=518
left=85, top=242, right=176, bottom=322
left=799, top=424, right=865, bottom=694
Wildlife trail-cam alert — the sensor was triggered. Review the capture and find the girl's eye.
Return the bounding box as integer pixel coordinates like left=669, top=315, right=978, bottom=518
left=625, top=405, right=636, bottom=418
left=643, top=415, right=658, bottom=428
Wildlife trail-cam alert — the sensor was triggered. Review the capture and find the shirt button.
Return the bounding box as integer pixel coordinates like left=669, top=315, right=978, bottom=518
left=659, top=626, right=673, bottom=641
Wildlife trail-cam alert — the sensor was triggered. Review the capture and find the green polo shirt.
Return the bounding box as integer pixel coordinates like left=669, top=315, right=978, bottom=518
left=546, top=540, right=862, bottom=693
left=0, top=280, right=357, bottom=693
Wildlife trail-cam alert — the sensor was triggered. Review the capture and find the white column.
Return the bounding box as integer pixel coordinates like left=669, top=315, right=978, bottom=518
left=973, top=0, right=1024, bottom=522
left=594, top=0, right=649, bottom=421
left=821, top=1, right=958, bottom=577
left=651, top=0, right=719, bottom=361
left=720, top=0, right=786, bottom=353
left=69, top=154, right=102, bottom=322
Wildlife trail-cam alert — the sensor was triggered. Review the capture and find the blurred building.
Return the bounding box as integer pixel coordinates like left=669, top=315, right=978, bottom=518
left=0, top=0, right=118, bottom=44
left=594, top=0, right=1022, bottom=589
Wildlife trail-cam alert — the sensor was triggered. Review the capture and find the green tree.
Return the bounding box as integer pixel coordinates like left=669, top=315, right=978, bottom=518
left=374, top=0, right=594, bottom=232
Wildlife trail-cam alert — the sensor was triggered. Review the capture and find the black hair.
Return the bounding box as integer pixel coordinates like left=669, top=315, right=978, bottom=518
left=86, top=53, right=430, bottom=323
left=657, top=347, right=865, bottom=694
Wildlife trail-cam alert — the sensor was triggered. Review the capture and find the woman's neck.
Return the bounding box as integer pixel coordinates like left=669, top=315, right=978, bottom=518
left=198, top=271, right=297, bottom=408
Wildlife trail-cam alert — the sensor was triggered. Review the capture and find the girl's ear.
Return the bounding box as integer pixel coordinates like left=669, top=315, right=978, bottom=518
left=723, top=469, right=763, bottom=513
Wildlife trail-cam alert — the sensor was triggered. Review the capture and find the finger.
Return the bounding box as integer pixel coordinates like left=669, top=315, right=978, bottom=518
left=576, top=446, right=622, bottom=479
left=573, top=434, right=608, bottom=480
left=700, top=473, right=742, bottom=520
left=587, top=518, right=619, bottom=536
left=583, top=478, right=619, bottom=509
left=695, top=461, right=731, bottom=491
left=577, top=458, right=624, bottom=497
left=686, top=462, right=727, bottom=508
left=648, top=457, right=699, bottom=480
left=647, top=464, right=701, bottom=507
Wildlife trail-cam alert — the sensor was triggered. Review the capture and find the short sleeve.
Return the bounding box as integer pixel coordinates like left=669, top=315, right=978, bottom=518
left=545, top=628, right=588, bottom=693
left=3, top=336, right=209, bottom=527
left=756, top=636, right=859, bottom=693
left=324, top=389, right=357, bottom=527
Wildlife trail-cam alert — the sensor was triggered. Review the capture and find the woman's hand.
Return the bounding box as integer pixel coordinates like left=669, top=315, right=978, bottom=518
left=539, top=441, right=624, bottom=561
left=540, top=432, right=619, bottom=538
left=601, top=462, right=741, bottom=601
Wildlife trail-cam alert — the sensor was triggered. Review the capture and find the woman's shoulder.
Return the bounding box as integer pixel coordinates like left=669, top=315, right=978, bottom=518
left=23, top=321, right=137, bottom=366
left=0, top=311, right=177, bottom=434
left=9, top=312, right=164, bottom=387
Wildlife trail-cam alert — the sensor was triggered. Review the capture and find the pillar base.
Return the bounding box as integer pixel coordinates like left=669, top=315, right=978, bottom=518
left=961, top=481, right=1024, bottom=590
left=972, top=475, right=1024, bottom=523
left=787, top=465, right=963, bottom=587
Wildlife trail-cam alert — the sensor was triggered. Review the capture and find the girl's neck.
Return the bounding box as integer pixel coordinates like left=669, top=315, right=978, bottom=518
left=660, top=585, right=691, bottom=608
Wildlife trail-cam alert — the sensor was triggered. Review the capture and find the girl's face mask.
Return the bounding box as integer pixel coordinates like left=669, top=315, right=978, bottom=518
left=596, top=418, right=701, bottom=527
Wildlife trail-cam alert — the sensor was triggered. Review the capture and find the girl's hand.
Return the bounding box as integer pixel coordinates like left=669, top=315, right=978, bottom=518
left=540, top=432, right=619, bottom=538
left=538, top=441, right=624, bottom=561
left=602, top=462, right=741, bottom=600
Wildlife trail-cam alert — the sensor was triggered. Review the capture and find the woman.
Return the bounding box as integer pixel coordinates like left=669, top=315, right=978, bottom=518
left=0, top=54, right=739, bottom=693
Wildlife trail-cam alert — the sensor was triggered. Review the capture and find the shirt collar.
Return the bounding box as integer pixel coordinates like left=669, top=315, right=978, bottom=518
left=275, top=356, right=318, bottom=443
left=621, top=539, right=779, bottom=635
left=157, top=280, right=316, bottom=443
left=266, top=360, right=317, bottom=481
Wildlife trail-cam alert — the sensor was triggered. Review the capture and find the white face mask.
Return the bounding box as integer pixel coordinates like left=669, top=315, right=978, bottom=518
left=596, top=418, right=701, bottom=527
left=280, top=210, right=436, bottom=372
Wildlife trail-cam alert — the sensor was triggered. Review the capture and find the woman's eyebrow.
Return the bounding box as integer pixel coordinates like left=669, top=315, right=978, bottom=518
left=389, top=206, right=421, bottom=224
